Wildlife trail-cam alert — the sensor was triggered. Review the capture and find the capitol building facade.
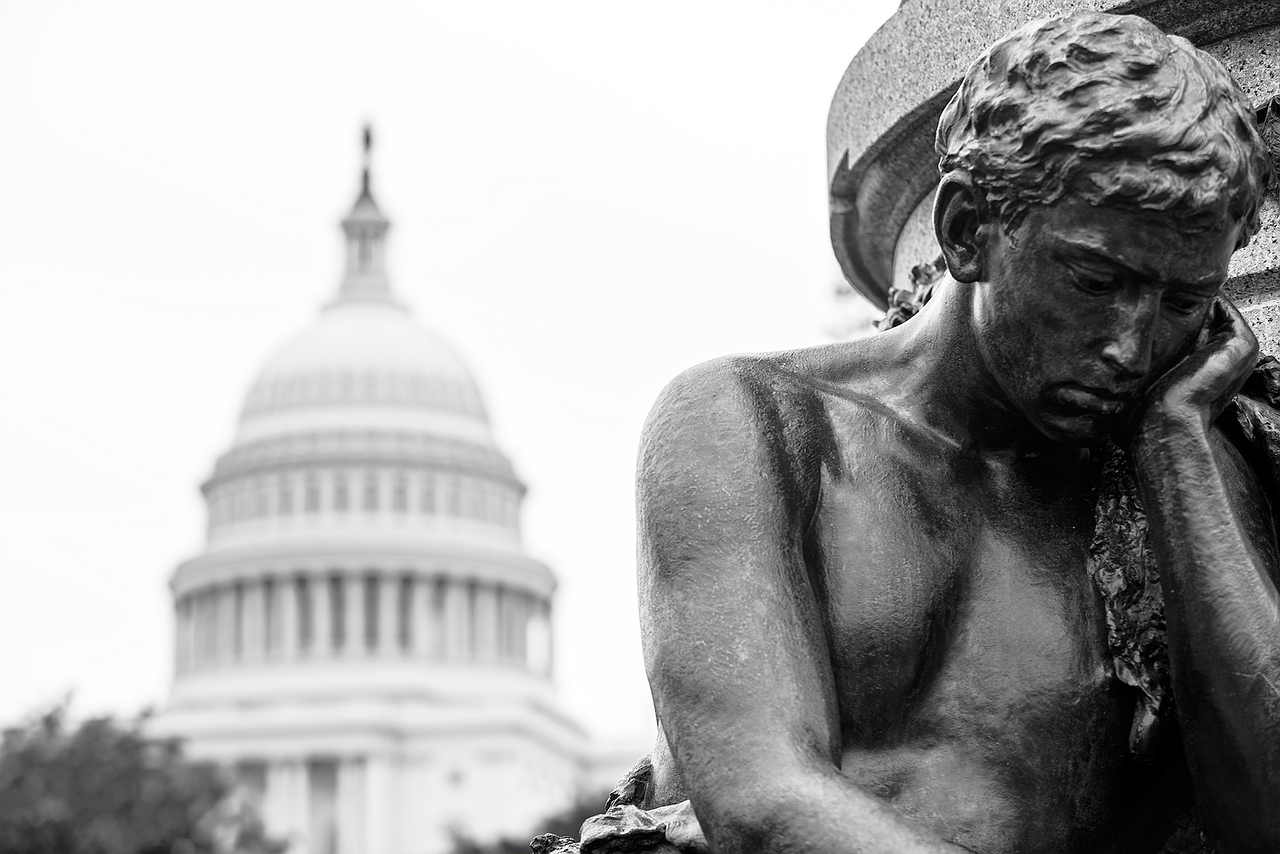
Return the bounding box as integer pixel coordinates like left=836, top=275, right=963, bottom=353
left=151, top=148, right=606, bottom=854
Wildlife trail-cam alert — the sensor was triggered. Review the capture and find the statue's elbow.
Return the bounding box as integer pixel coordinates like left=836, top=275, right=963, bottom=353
left=695, top=776, right=818, bottom=854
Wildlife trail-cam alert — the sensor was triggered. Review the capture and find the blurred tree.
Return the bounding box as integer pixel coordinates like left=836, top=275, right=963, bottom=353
left=0, top=701, right=284, bottom=854
left=451, top=788, right=612, bottom=854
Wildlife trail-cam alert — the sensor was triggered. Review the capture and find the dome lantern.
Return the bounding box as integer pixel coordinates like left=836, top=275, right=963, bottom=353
left=336, top=125, right=397, bottom=307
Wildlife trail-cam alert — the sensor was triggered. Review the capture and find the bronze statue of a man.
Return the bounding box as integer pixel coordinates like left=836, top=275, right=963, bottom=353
left=585, top=12, right=1280, bottom=854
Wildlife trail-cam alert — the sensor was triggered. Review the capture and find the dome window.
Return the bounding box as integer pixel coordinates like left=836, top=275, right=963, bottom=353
left=363, top=472, right=379, bottom=512
left=278, top=479, right=294, bottom=515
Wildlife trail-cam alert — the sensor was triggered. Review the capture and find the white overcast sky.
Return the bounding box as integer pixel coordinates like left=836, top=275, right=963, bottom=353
left=0, top=1, right=894, bottom=745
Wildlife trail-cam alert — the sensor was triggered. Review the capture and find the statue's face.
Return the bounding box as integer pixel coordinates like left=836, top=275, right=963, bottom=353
left=973, top=194, right=1242, bottom=445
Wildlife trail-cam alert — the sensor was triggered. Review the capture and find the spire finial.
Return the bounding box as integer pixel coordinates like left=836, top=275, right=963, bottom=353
left=336, top=125, right=396, bottom=308
left=361, top=124, right=373, bottom=195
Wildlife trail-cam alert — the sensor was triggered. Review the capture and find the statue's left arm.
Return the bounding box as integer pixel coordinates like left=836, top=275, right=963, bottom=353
left=1131, top=299, right=1280, bottom=853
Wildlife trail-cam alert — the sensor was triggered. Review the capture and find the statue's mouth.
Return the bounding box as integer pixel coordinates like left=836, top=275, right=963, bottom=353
left=1056, top=384, right=1134, bottom=416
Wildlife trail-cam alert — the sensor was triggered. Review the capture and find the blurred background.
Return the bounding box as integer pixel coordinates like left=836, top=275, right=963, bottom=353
left=0, top=2, right=893, bottom=852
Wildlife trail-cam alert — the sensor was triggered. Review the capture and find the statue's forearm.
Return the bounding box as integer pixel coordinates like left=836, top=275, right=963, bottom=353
left=1133, top=411, right=1280, bottom=849
left=698, top=767, right=971, bottom=854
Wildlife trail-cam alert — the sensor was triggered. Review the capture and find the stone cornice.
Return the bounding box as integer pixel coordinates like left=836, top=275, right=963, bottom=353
left=151, top=692, right=593, bottom=762
left=171, top=539, right=557, bottom=597
left=204, top=429, right=523, bottom=493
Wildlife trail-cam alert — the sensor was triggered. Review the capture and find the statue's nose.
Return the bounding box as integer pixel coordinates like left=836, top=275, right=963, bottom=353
left=1099, top=296, right=1160, bottom=380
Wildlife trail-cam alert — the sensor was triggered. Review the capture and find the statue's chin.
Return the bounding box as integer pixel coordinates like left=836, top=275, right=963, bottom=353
left=1033, top=410, right=1120, bottom=448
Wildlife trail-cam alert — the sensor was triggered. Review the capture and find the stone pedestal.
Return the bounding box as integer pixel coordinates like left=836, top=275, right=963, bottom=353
left=828, top=1, right=1280, bottom=349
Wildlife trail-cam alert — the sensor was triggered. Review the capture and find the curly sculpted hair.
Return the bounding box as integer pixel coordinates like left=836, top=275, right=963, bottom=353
left=936, top=12, right=1272, bottom=246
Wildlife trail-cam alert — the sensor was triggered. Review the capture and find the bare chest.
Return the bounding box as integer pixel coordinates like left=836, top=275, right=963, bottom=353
left=812, top=452, right=1156, bottom=847
left=815, top=445, right=1111, bottom=714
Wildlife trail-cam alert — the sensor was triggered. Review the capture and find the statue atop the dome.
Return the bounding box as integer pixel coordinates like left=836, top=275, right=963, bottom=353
left=568, top=12, right=1280, bottom=854
left=361, top=123, right=373, bottom=196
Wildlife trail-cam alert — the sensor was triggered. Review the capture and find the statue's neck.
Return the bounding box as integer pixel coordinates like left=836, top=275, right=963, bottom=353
left=892, top=278, right=1066, bottom=457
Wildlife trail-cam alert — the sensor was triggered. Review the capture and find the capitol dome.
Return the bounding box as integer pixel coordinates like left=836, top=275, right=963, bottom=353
left=152, top=137, right=593, bottom=854
left=237, top=297, right=490, bottom=447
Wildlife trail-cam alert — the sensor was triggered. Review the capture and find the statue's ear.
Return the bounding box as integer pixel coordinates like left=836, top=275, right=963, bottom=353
left=934, top=173, right=987, bottom=284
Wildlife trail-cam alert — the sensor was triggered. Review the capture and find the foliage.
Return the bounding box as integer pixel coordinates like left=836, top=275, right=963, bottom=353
left=0, top=701, right=284, bottom=854
left=451, top=788, right=612, bottom=854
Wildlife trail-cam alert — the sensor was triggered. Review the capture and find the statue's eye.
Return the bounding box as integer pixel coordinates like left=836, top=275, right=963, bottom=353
left=1164, top=293, right=1205, bottom=316
left=1069, top=270, right=1118, bottom=295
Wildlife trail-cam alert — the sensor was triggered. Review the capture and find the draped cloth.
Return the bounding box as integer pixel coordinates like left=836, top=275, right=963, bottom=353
left=530, top=757, right=708, bottom=854
left=1089, top=354, right=1280, bottom=759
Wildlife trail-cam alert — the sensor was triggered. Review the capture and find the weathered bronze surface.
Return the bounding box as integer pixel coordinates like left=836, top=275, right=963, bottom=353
left=556, top=12, right=1280, bottom=854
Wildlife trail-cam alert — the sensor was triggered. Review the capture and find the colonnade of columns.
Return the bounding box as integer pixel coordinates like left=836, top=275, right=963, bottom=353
left=174, top=572, right=550, bottom=676
left=251, top=757, right=369, bottom=854
left=207, top=467, right=521, bottom=536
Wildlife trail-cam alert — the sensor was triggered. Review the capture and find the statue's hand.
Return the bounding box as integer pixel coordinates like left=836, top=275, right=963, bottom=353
left=1133, top=296, right=1258, bottom=434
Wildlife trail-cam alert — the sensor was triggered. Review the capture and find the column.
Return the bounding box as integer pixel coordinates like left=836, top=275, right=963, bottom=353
left=263, top=761, right=288, bottom=845
left=291, top=759, right=310, bottom=854
left=364, top=754, right=394, bottom=854
left=527, top=597, right=552, bottom=676
left=186, top=596, right=198, bottom=674
left=377, top=575, right=397, bottom=655
left=432, top=577, right=447, bottom=658
left=217, top=585, right=237, bottom=665
left=265, top=759, right=307, bottom=853
left=495, top=586, right=509, bottom=662
left=184, top=595, right=198, bottom=672
left=345, top=574, right=364, bottom=655
left=544, top=597, right=555, bottom=677
left=313, top=575, right=332, bottom=657
left=205, top=588, right=219, bottom=665
left=307, top=760, right=339, bottom=854
left=242, top=580, right=266, bottom=661
left=473, top=583, right=498, bottom=663
left=443, top=578, right=470, bottom=660
left=208, top=590, right=223, bottom=666
left=514, top=592, right=528, bottom=665
left=174, top=597, right=190, bottom=675
left=281, top=577, right=299, bottom=659
left=410, top=577, right=431, bottom=657
left=497, top=587, right=519, bottom=663
left=503, top=589, right=523, bottom=664
left=336, top=758, right=366, bottom=854
left=233, top=583, right=245, bottom=661
left=191, top=593, right=206, bottom=670
left=263, top=579, right=279, bottom=656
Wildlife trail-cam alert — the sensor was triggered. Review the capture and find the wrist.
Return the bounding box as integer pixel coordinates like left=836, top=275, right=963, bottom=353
left=1131, top=402, right=1209, bottom=458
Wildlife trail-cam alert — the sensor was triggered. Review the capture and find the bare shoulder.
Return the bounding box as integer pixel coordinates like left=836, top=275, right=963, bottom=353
left=637, top=343, right=863, bottom=518
left=636, top=345, right=876, bottom=812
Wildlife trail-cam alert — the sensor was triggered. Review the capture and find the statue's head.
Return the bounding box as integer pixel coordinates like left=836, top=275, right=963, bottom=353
left=931, top=12, right=1272, bottom=445
left=936, top=12, right=1270, bottom=242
